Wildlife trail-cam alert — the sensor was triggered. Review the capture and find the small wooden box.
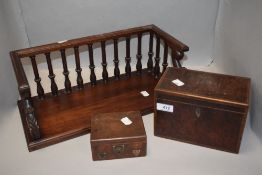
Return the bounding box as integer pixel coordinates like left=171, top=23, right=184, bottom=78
left=90, top=111, right=147, bottom=161
left=154, top=68, right=250, bottom=153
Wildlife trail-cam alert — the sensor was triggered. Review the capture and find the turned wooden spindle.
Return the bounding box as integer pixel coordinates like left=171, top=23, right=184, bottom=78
left=171, top=50, right=177, bottom=67
left=136, top=33, right=142, bottom=75
left=88, top=44, right=97, bottom=86
left=60, top=49, right=72, bottom=93
left=154, top=36, right=161, bottom=78
left=125, top=37, right=131, bottom=78
left=101, top=41, right=109, bottom=83
left=113, top=39, right=120, bottom=80
left=177, top=51, right=184, bottom=68
left=30, top=55, right=45, bottom=99
left=171, top=50, right=185, bottom=68
left=147, top=32, right=154, bottom=73
left=74, top=46, right=84, bottom=89
left=45, top=53, right=58, bottom=96
left=162, top=42, right=168, bottom=73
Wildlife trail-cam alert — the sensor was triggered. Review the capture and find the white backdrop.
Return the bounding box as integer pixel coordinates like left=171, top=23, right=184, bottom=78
left=0, top=0, right=28, bottom=111
left=213, top=0, right=262, bottom=144
left=15, top=0, right=219, bottom=98
left=20, top=0, right=218, bottom=66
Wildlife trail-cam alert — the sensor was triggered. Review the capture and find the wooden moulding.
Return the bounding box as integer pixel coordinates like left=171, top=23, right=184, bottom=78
left=11, top=25, right=189, bottom=151
left=12, top=24, right=189, bottom=58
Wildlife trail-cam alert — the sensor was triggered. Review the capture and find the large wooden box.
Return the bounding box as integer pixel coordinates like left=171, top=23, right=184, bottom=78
left=90, top=111, right=147, bottom=161
left=154, top=67, right=251, bottom=153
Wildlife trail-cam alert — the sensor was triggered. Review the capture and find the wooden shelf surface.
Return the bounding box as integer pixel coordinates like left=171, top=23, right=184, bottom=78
left=18, top=70, right=158, bottom=151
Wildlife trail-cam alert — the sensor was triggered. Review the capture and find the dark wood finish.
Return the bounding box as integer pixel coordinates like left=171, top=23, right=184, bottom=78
left=14, top=25, right=188, bottom=58
left=125, top=37, right=131, bottom=77
left=60, top=49, right=72, bottom=93
left=171, top=50, right=178, bottom=67
left=162, top=42, right=168, bottom=73
left=154, top=67, right=251, bottom=153
left=14, top=25, right=152, bottom=58
left=10, top=25, right=189, bottom=151
left=113, top=39, right=120, bottom=80
left=88, top=43, right=97, bottom=86
left=136, top=33, right=142, bottom=75
left=74, top=46, right=84, bottom=89
left=20, top=99, right=41, bottom=140
left=171, top=51, right=184, bottom=68
left=147, top=32, right=154, bottom=73
left=45, top=53, right=58, bottom=96
left=157, top=68, right=250, bottom=105
left=151, top=25, right=189, bottom=52
left=11, top=24, right=188, bottom=99
left=154, top=36, right=161, bottom=78
left=91, top=111, right=146, bottom=161
left=20, top=69, right=157, bottom=151
left=30, top=55, right=45, bottom=99
left=11, top=52, right=41, bottom=141
left=10, top=52, right=31, bottom=100
left=101, top=41, right=109, bottom=83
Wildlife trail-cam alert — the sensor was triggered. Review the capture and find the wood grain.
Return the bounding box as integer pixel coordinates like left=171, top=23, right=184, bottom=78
left=11, top=25, right=189, bottom=151
left=154, top=67, right=251, bottom=153
left=18, top=69, right=157, bottom=151
left=91, top=111, right=146, bottom=161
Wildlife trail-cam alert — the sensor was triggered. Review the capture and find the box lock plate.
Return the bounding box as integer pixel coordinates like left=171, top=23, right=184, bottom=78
left=112, top=144, right=125, bottom=154
left=98, top=152, right=107, bottom=159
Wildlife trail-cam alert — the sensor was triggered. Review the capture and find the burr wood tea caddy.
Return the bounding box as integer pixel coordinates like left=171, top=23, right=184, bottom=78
left=154, top=67, right=250, bottom=153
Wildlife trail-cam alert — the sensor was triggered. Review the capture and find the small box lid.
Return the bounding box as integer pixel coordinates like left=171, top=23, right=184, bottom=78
left=91, top=111, right=146, bottom=141
left=155, top=68, right=251, bottom=107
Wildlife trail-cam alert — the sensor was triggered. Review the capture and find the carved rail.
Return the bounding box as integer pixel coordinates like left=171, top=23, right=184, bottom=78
left=10, top=24, right=189, bottom=141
